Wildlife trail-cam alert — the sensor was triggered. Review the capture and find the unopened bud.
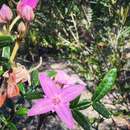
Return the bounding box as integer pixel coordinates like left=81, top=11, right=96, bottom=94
left=0, top=4, right=13, bottom=23
left=18, top=22, right=26, bottom=33
left=21, top=5, right=34, bottom=21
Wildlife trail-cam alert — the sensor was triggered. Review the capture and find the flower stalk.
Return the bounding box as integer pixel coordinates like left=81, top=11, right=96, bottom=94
left=9, top=39, right=20, bottom=64
left=9, top=15, right=20, bottom=32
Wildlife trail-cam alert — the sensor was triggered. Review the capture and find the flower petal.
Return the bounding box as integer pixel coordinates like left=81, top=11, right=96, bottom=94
left=55, top=103, right=75, bottom=129
left=7, top=84, right=20, bottom=98
left=28, top=98, right=53, bottom=116
left=0, top=89, right=7, bottom=107
left=21, top=0, right=38, bottom=9
left=22, top=5, right=34, bottom=21
left=7, top=72, right=20, bottom=98
left=0, top=4, right=13, bottom=23
left=55, top=70, right=76, bottom=85
left=61, top=84, right=85, bottom=102
left=17, top=0, right=38, bottom=12
left=39, top=73, right=59, bottom=97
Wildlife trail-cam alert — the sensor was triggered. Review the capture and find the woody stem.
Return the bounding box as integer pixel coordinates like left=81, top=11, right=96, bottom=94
left=10, top=39, right=20, bottom=64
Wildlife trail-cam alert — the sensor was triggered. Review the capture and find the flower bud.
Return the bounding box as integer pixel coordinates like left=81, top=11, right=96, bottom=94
left=17, top=0, right=38, bottom=12
left=0, top=4, right=13, bottom=23
left=21, top=5, right=34, bottom=21
left=17, top=0, right=38, bottom=21
left=18, top=21, right=26, bottom=33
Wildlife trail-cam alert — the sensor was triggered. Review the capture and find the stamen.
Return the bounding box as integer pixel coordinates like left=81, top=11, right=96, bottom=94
left=52, top=96, right=61, bottom=105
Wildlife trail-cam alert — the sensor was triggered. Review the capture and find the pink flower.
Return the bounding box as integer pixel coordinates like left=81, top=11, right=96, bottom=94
left=17, top=0, right=38, bottom=21
left=54, top=70, right=75, bottom=85
left=55, top=70, right=86, bottom=86
left=28, top=73, right=85, bottom=129
left=0, top=4, right=13, bottom=23
left=21, top=5, right=34, bottom=21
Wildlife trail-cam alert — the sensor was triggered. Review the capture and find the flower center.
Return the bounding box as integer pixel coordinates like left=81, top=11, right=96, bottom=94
left=52, top=96, right=61, bottom=105
left=56, top=82, right=64, bottom=88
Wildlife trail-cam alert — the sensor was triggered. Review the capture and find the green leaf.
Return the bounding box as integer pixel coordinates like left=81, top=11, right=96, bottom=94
left=118, top=27, right=130, bottom=39
left=72, top=110, right=91, bottom=130
left=0, top=42, right=10, bottom=48
left=70, top=96, right=80, bottom=108
left=0, top=57, right=11, bottom=70
left=0, top=34, right=16, bottom=43
left=16, top=107, right=28, bottom=116
left=31, top=70, right=39, bottom=86
left=24, top=91, right=43, bottom=100
left=0, top=114, right=8, bottom=125
left=2, top=46, right=10, bottom=59
left=92, top=68, right=117, bottom=102
left=47, top=70, right=57, bottom=77
left=7, top=122, right=17, bottom=130
left=71, top=99, right=91, bottom=110
left=0, top=70, right=3, bottom=76
left=0, top=66, right=4, bottom=76
left=18, top=83, right=26, bottom=94
left=92, top=102, right=111, bottom=118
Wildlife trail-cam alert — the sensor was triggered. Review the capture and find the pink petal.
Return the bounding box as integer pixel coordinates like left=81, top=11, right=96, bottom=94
left=28, top=98, right=53, bottom=116
left=17, top=0, right=38, bottom=11
left=39, top=73, right=59, bottom=97
left=55, top=70, right=76, bottom=85
left=61, top=85, right=85, bottom=102
left=55, top=103, right=75, bottom=129
left=0, top=16, right=6, bottom=23
left=0, top=4, right=13, bottom=22
left=22, top=5, right=34, bottom=21
left=22, top=0, right=39, bottom=9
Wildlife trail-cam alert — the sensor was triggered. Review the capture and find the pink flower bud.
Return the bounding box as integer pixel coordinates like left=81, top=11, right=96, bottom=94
left=17, top=0, right=38, bottom=11
left=18, top=21, right=26, bottom=33
left=0, top=4, right=13, bottom=23
left=17, top=0, right=38, bottom=21
left=21, top=5, right=34, bottom=21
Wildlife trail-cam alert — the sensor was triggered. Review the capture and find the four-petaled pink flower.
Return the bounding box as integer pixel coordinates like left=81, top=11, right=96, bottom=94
left=0, top=4, right=13, bottom=23
left=17, top=0, right=38, bottom=21
left=28, top=72, right=85, bottom=129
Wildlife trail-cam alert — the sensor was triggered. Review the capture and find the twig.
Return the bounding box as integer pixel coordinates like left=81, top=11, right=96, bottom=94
left=10, top=39, right=20, bottom=64
left=29, top=57, right=43, bottom=73
left=70, top=13, right=79, bottom=40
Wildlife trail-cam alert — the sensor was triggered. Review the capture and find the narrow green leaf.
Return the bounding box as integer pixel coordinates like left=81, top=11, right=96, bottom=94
left=16, top=107, right=28, bottom=116
left=24, top=91, right=43, bottom=100
left=47, top=70, right=57, bottom=77
left=18, top=83, right=26, bottom=94
left=92, top=68, right=117, bottom=102
left=70, top=96, right=80, bottom=107
left=31, top=70, right=39, bottom=86
left=0, top=57, right=11, bottom=70
left=0, top=114, right=8, bottom=125
left=72, top=110, right=91, bottom=130
left=0, top=42, right=10, bottom=48
left=0, top=66, right=4, bottom=76
left=92, top=102, right=111, bottom=118
left=71, top=99, right=91, bottom=110
left=0, top=34, right=16, bottom=43
left=2, top=46, right=10, bottom=59
left=0, top=70, right=3, bottom=76
left=7, top=122, right=17, bottom=130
